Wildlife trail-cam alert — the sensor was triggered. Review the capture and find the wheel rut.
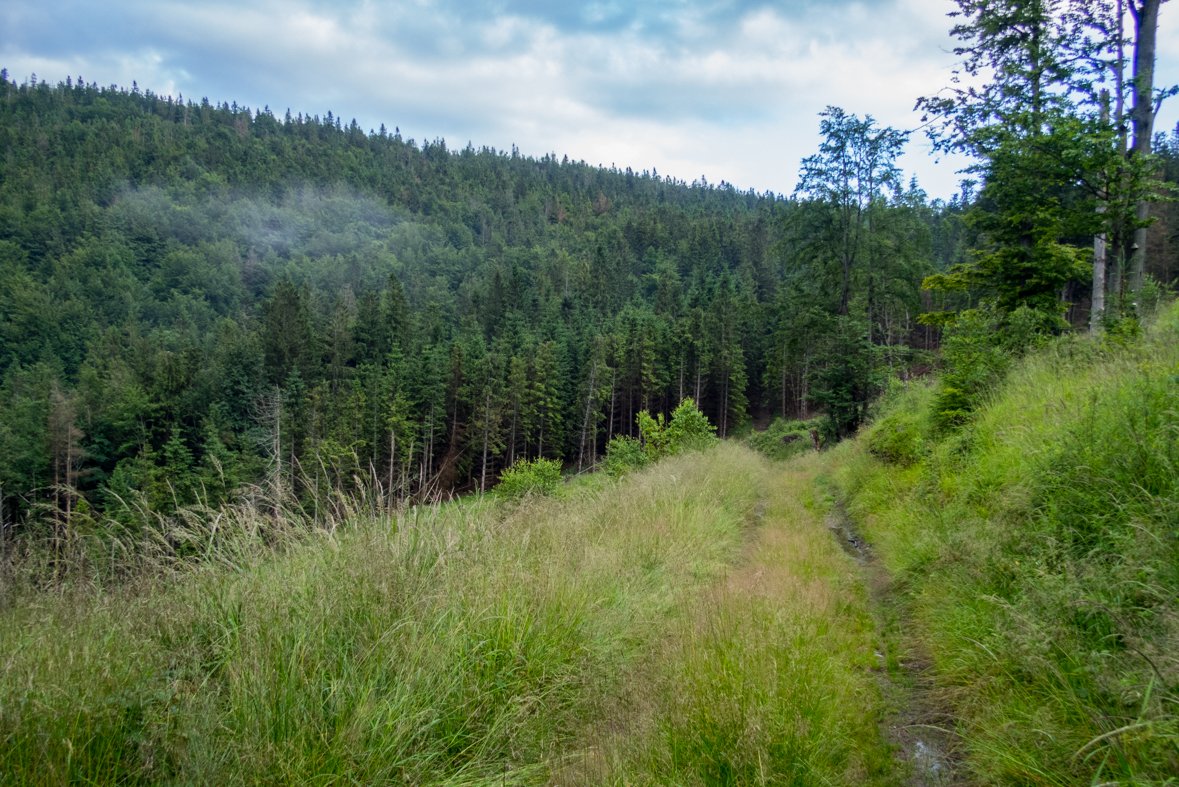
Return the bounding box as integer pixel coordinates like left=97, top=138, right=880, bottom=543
left=827, top=501, right=964, bottom=787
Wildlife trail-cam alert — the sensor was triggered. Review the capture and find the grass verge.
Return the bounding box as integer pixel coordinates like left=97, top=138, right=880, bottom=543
left=833, top=303, right=1179, bottom=785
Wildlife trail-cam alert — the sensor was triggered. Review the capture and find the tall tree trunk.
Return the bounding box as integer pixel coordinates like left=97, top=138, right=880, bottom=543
left=65, top=428, right=73, bottom=528
left=1093, top=92, right=1111, bottom=333
left=716, top=372, right=726, bottom=440
left=866, top=190, right=876, bottom=344
left=1092, top=227, right=1109, bottom=332
left=481, top=389, right=491, bottom=493
left=1111, top=240, right=1125, bottom=303
left=839, top=257, right=852, bottom=317
left=1129, top=0, right=1162, bottom=296
left=801, top=351, right=811, bottom=420
left=626, top=382, right=633, bottom=437
left=273, top=391, right=282, bottom=519
left=388, top=428, right=396, bottom=504
left=678, top=353, right=684, bottom=404
left=781, top=344, right=788, bottom=419
left=53, top=443, right=60, bottom=559
left=508, top=399, right=517, bottom=466
left=578, top=363, right=597, bottom=471
left=607, top=368, right=616, bottom=443
left=426, top=406, right=435, bottom=479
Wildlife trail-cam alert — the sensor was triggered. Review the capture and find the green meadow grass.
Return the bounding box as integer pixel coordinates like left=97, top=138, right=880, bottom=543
left=835, top=303, right=1179, bottom=785
left=0, top=441, right=892, bottom=786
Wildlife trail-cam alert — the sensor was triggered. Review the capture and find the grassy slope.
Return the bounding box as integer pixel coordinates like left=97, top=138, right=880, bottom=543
left=0, top=442, right=892, bottom=786
left=833, top=304, right=1179, bottom=785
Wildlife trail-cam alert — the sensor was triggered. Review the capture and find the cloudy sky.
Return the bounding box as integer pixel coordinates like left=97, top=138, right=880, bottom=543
left=4, top=0, right=1179, bottom=199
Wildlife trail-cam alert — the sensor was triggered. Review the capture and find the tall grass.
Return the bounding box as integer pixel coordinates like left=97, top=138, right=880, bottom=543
left=836, top=302, right=1179, bottom=785
left=0, top=442, right=892, bottom=785
left=641, top=454, right=889, bottom=785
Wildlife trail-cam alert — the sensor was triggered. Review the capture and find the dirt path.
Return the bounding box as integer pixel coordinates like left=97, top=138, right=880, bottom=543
left=826, top=500, right=963, bottom=786
left=708, top=459, right=947, bottom=785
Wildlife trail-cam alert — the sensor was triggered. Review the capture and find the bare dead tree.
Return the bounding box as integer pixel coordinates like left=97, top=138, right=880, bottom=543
left=251, top=386, right=284, bottom=520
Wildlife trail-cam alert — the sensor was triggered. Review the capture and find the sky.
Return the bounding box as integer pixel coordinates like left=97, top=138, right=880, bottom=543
left=3, top=0, right=1179, bottom=201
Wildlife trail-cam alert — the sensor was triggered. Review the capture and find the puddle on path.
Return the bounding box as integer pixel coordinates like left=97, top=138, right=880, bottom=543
left=912, top=739, right=951, bottom=786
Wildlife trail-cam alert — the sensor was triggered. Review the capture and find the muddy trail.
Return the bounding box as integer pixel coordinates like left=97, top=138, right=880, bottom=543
left=827, top=503, right=963, bottom=787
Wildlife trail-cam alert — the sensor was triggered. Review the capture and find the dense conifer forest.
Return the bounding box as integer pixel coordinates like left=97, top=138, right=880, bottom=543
left=0, top=70, right=967, bottom=535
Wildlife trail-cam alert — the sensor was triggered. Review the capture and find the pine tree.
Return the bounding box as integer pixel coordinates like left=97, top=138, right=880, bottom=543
left=504, top=355, right=528, bottom=464
left=261, top=281, right=317, bottom=388
left=710, top=276, right=749, bottom=436
left=325, top=298, right=355, bottom=394
left=379, top=346, right=414, bottom=502
left=384, top=274, right=411, bottom=352
left=352, top=289, right=389, bottom=368
left=577, top=335, right=613, bottom=470
left=529, top=341, right=563, bottom=459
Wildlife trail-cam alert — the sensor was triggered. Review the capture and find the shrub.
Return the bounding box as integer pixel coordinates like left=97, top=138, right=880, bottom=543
left=931, top=304, right=1058, bottom=431
left=495, top=457, right=562, bottom=498
left=664, top=398, right=719, bottom=454
left=606, top=399, right=718, bottom=477
left=931, top=308, right=1010, bottom=430
left=604, top=436, right=650, bottom=478
left=866, top=413, right=924, bottom=465
left=746, top=417, right=822, bottom=461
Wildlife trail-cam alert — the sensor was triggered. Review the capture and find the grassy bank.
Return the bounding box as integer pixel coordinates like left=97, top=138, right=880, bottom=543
left=1, top=442, right=891, bottom=785
left=833, top=304, right=1179, bottom=785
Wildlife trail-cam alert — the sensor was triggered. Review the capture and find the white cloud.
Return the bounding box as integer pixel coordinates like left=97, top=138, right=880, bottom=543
left=3, top=0, right=1174, bottom=199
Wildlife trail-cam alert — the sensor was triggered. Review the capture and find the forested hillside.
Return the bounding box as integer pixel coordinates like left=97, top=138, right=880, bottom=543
left=0, top=71, right=958, bottom=534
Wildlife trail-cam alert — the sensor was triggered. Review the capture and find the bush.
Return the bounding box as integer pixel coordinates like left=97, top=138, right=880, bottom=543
left=931, top=308, right=1010, bottom=430
left=866, top=413, right=924, bottom=465
left=931, top=304, right=1057, bottom=431
left=605, top=399, right=718, bottom=477
left=495, top=457, right=562, bottom=498
left=603, top=436, right=650, bottom=478
left=664, top=398, right=719, bottom=454
left=1137, top=273, right=1176, bottom=320
left=746, top=417, right=822, bottom=461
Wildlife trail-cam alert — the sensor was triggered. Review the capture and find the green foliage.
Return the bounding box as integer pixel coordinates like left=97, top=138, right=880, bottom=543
left=606, top=398, right=717, bottom=477
left=494, top=457, right=561, bottom=499
left=921, top=117, right=1119, bottom=328
left=915, top=0, right=1172, bottom=334
left=0, top=75, right=790, bottom=544
left=746, top=417, right=822, bottom=461
left=1138, top=274, right=1177, bottom=319
left=810, top=321, right=880, bottom=441
left=637, top=411, right=670, bottom=459
left=664, top=397, right=719, bottom=453
left=0, top=75, right=950, bottom=572
left=931, top=304, right=1057, bottom=430
left=603, top=436, right=650, bottom=478
left=866, top=413, right=925, bottom=465
left=781, top=108, right=932, bottom=438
